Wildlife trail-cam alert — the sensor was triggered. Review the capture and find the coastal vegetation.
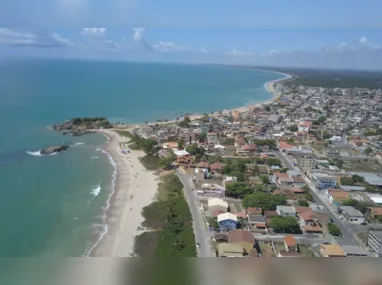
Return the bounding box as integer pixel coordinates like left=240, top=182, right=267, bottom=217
left=268, top=216, right=302, bottom=234
left=52, top=117, right=113, bottom=135
left=134, top=174, right=196, bottom=257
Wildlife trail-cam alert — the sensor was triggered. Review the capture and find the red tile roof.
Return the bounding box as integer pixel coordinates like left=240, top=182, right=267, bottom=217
left=284, top=236, right=297, bottom=247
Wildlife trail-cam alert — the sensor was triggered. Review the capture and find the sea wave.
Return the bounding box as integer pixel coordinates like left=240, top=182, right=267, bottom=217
left=91, top=156, right=99, bottom=160
left=84, top=148, right=117, bottom=256
left=26, top=150, right=57, bottom=157
left=73, top=142, right=84, bottom=147
left=91, top=182, right=102, bottom=197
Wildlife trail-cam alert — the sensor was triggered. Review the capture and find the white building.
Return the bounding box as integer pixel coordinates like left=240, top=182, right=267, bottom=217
left=276, top=206, right=296, bottom=217
left=208, top=198, right=228, bottom=213
left=339, top=206, right=365, bottom=224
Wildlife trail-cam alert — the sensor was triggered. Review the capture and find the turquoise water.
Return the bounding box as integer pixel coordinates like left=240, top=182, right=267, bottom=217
left=0, top=58, right=283, bottom=256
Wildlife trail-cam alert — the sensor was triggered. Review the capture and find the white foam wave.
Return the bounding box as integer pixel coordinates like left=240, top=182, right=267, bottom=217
left=26, top=150, right=57, bottom=157
left=91, top=182, right=102, bottom=197
left=92, top=156, right=99, bottom=160
left=73, top=142, right=85, bottom=146
left=84, top=148, right=117, bottom=257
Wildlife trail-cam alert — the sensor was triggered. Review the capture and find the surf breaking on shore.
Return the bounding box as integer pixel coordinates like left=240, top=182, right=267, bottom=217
left=85, top=129, right=157, bottom=257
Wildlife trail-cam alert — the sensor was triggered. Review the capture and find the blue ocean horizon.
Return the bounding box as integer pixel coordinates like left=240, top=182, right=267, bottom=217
left=0, top=58, right=284, bottom=256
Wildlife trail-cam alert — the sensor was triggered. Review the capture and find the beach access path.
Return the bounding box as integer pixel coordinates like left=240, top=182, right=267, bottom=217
left=90, top=129, right=158, bottom=257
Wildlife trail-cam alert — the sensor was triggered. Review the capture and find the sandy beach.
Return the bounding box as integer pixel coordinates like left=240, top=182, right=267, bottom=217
left=89, top=129, right=158, bottom=257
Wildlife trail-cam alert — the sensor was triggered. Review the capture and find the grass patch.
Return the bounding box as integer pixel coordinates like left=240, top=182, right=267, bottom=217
left=343, top=160, right=382, bottom=172
left=258, top=242, right=276, bottom=257
left=134, top=173, right=196, bottom=257
left=140, top=155, right=161, bottom=170
left=298, top=245, right=316, bottom=257
left=115, top=130, right=134, bottom=138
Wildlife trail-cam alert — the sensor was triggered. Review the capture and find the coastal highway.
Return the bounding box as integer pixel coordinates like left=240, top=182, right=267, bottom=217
left=176, top=169, right=216, bottom=257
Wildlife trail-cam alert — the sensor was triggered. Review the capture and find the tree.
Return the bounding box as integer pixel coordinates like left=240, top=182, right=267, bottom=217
left=177, top=139, right=184, bottom=149
left=252, top=165, right=260, bottom=176
left=364, top=147, right=373, bottom=156
left=259, top=175, right=269, bottom=184
left=327, top=222, right=341, bottom=236
left=178, top=116, right=191, bottom=128
left=268, top=216, right=302, bottom=234
left=225, top=182, right=253, bottom=199
left=267, top=158, right=282, bottom=166
left=230, top=170, right=245, bottom=182
left=297, top=200, right=309, bottom=207
left=159, top=156, right=175, bottom=170
left=288, top=125, right=298, bottom=132
left=199, top=132, right=207, bottom=142
left=243, top=192, right=286, bottom=210
left=264, top=105, right=271, bottom=112
left=172, top=236, right=186, bottom=250
left=305, top=193, right=313, bottom=201
left=342, top=199, right=358, bottom=207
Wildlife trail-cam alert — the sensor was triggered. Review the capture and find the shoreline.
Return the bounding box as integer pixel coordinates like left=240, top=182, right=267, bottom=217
left=139, top=69, right=291, bottom=126
left=87, top=129, right=158, bottom=257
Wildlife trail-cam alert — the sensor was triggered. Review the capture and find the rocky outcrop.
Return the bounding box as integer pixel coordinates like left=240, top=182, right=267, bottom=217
left=40, top=145, right=70, bottom=155
left=52, top=117, right=112, bottom=136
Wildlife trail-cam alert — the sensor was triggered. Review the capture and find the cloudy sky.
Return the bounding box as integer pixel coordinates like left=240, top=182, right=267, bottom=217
left=1, top=0, right=382, bottom=69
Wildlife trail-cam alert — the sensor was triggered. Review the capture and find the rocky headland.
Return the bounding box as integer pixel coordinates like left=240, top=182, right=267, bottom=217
left=52, top=117, right=113, bottom=136
left=41, top=145, right=70, bottom=155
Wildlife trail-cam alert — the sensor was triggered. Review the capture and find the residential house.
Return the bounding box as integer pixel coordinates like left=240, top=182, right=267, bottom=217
left=294, top=206, right=312, bottom=215
left=274, top=172, right=294, bottom=189
left=209, top=162, right=223, bottom=174
left=290, top=187, right=305, bottom=195
left=320, top=244, right=346, bottom=257
left=316, top=175, right=337, bottom=190
left=298, top=121, right=312, bottom=132
left=247, top=214, right=267, bottom=232
left=208, top=198, right=228, bottom=213
left=325, top=189, right=350, bottom=206
left=339, top=206, right=365, bottom=224
left=213, top=233, right=228, bottom=243
left=246, top=207, right=262, bottom=216
left=217, top=243, right=244, bottom=257
left=368, top=230, right=382, bottom=256
left=276, top=206, right=296, bottom=217
left=207, top=132, right=218, bottom=145
left=227, top=229, right=255, bottom=254
left=199, top=183, right=226, bottom=198
left=298, top=211, right=323, bottom=234
left=283, top=236, right=297, bottom=252
left=341, top=245, right=369, bottom=257
left=197, top=161, right=209, bottom=169
left=217, top=212, right=238, bottom=230
left=365, top=207, right=382, bottom=221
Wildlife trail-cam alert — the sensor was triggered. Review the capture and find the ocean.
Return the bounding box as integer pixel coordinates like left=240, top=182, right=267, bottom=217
left=0, top=58, right=284, bottom=257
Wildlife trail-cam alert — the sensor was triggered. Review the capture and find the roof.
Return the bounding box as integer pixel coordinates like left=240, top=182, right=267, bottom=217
left=174, top=150, right=189, bottom=156
left=339, top=185, right=366, bottom=191
left=369, top=230, right=382, bottom=241
left=210, top=162, right=223, bottom=170
left=328, top=189, right=349, bottom=198
left=208, top=198, right=228, bottom=209
left=291, top=187, right=305, bottom=193
left=247, top=214, right=266, bottom=223
left=246, top=207, right=262, bottom=215
left=349, top=172, right=382, bottom=186
left=299, top=211, right=316, bottom=221
left=367, top=207, right=382, bottom=216
left=211, top=210, right=225, bottom=217
left=275, top=172, right=290, bottom=178
left=197, top=161, right=209, bottom=168
left=294, top=206, right=311, bottom=214
left=299, top=121, right=312, bottom=127
left=264, top=211, right=278, bottom=217
left=243, top=144, right=257, bottom=151
left=320, top=244, right=346, bottom=257
left=341, top=245, right=369, bottom=256
left=217, top=243, right=244, bottom=256
left=276, top=205, right=296, bottom=214
left=217, top=212, right=238, bottom=223
left=284, top=235, right=297, bottom=247
left=340, top=206, right=364, bottom=217
left=279, top=142, right=294, bottom=149
left=227, top=229, right=255, bottom=244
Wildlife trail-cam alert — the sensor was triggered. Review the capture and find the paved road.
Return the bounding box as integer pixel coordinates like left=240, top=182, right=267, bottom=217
left=303, top=177, right=359, bottom=246
left=275, top=150, right=297, bottom=170
left=254, top=234, right=328, bottom=245
left=176, top=170, right=216, bottom=257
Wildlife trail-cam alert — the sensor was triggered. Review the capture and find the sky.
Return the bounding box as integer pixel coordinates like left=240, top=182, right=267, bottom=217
left=1, top=0, right=382, bottom=69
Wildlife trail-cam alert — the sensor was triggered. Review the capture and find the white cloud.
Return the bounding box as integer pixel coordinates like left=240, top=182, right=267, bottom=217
left=132, top=28, right=145, bottom=41
left=359, top=37, right=368, bottom=44
left=228, top=48, right=256, bottom=57
left=0, top=28, right=74, bottom=47
left=81, top=28, right=107, bottom=37
left=152, top=41, right=191, bottom=52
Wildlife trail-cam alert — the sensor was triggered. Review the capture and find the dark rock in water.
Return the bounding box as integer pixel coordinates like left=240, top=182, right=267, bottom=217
left=40, top=145, right=70, bottom=155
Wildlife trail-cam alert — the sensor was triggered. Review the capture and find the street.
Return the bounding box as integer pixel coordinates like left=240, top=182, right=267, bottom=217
left=176, top=170, right=216, bottom=257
